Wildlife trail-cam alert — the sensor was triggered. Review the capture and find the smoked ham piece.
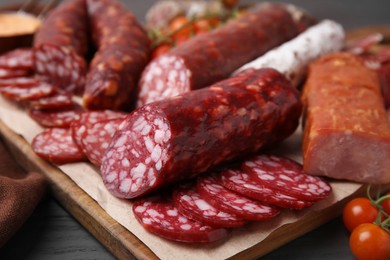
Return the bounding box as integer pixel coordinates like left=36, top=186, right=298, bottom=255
left=302, top=52, right=390, bottom=184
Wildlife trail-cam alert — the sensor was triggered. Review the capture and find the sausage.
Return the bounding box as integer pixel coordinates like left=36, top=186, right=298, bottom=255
left=82, top=0, right=150, bottom=111
left=234, top=19, right=345, bottom=87
left=28, top=103, right=84, bottom=128
left=301, top=52, right=390, bottom=184
left=0, top=48, right=33, bottom=71
left=0, top=82, right=57, bottom=101
left=28, top=93, right=74, bottom=110
left=101, top=68, right=302, bottom=199
left=33, top=0, right=90, bottom=94
left=137, top=3, right=313, bottom=107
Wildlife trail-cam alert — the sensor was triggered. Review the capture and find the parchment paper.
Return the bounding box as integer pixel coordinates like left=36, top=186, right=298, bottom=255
left=0, top=95, right=362, bottom=260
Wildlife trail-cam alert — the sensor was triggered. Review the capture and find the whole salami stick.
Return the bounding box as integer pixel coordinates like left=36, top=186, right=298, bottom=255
left=101, top=68, right=302, bottom=199
left=137, top=3, right=314, bottom=107
left=302, top=52, right=390, bottom=184
left=83, top=0, right=150, bottom=111
left=33, top=0, right=89, bottom=94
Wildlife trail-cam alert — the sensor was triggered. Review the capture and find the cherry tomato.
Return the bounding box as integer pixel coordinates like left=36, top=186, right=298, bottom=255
left=169, top=16, right=192, bottom=42
left=151, top=43, right=171, bottom=59
left=381, top=192, right=390, bottom=216
left=349, top=223, right=390, bottom=260
left=343, top=197, right=379, bottom=232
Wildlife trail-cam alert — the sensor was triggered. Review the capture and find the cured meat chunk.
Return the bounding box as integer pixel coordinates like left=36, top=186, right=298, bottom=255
left=71, top=110, right=127, bottom=148
left=137, top=3, right=311, bottom=106
left=242, top=155, right=332, bottom=202
left=32, top=128, right=87, bottom=165
left=0, top=48, right=33, bottom=70
left=197, top=174, right=280, bottom=221
left=0, top=82, right=56, bottom=101
left=29, top=104, right=84, bottom=128
left=219, top=169, right=313, bottom=209
left=101, top=68, right=301, bottom=199
left=173, top=184, right=246, bottom=228
left=33, top=0, right=90, bottom=94
left=133, top=195, right=228, bottom=243
left=83, top=0, right=150, bottom=110
left=79, top=118, right=124, bottom=166
left=234, top=20, right=345, bottom=86
left=302, top=52, right=390, bottom=183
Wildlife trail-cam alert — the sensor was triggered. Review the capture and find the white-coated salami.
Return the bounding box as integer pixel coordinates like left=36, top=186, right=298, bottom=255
left=242, top=155, right=332, bottom=202
left=197, top=174, right=280, bottom=221
left=173, top=183, right=246, bottom=228
left=234, top=20, right=345, bottom=86
left=132, top=195, right=229, bottom=243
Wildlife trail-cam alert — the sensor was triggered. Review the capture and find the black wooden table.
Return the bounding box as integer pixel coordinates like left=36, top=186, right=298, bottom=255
left=0, top=0, right=389, bottom=259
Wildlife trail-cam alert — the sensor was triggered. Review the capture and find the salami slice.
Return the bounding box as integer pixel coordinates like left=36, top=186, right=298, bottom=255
left=79, top=118, right=124, bottom=166
left=29, top=104, right=84, bottom=128
left=197, top=174, right=280, bottom=221
left=242, top=155, right=332, bottom=201
left=0, top=82, right=56, bottom=101
left=220, top=169, right=313, bottom=209
left=173, top=183, right=246, bottom=228
left=0, top=77, right=39, bottom=87
left=28, top=93, right=74, bottom=110
left=132, top=195, right=228, bottom=243
left=101, top=68, right=301, bottom=199
left=137, top=3, right=311, bottom=106
left=0, top=48, right=33, bottom=70
left=32, top=128, right=87, bottom=165
left=71, top=110, right=127, bottom=149
left=0, top=68, right=30, bottom=79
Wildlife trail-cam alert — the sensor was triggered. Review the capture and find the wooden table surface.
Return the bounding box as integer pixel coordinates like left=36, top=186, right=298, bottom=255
left=0, top=0, right=389, bottom=259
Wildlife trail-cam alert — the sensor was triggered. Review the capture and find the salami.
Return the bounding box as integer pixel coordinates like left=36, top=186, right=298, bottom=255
left=101, top=68, right=301, bottom=199
left=0, top=82, right=56, bottom=101
left=0, top=77, right=39, bottom=87
left=0, top=48, right=33, bottom=70
left=137, top=3, right=312, bottom=106
left=28, top=93, right=74, bottom=110
left=132, top=195, right=228, bottom=243
left=29, top=104, right=84, bottom=128
left=78, top=118, right=124, bottom=166
left=32, top=128, right=87, bottom=165
left=241, top=155, right=331, bottom=202
left=234, top=20, right=345, bottom=86
left=219, top=169, right=313, bottom=209
left=302, top=52, right=390, bottom=183
left=197, top=174, right=280, bottom=221
left=173, top=183, right=246, bottom=228
left=0, top=68, right=30, bottom=79
left=83, top=0, right=150, bottom=111
left=33, top=0, right=90, bottom=94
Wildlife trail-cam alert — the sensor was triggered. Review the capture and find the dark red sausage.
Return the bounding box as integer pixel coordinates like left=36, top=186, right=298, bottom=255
left=33, top=0, right=90, bottom=94
left=101, top=68, right=302, bottom=199
left=137, top=3, right=312, bottom=106
left=83, top=0, right=150, bottom=111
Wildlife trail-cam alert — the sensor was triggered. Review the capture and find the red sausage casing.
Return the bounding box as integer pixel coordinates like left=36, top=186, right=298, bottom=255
left=302, top=52, right=390, bottom=183
left=101, top=68, right=302, bottom=199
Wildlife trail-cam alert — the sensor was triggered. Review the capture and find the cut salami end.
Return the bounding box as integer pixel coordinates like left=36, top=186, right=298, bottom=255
left=220, top=169, right=314, bottom=210
left=0, top=48, right=33, bottom=70
left=32, top=128, right=87, bottom=165
left=79, top=117, right=125, bottom=166
left=132, top=195, right=229, bottom=243
left=173, top=183, right=246, bottom=228
left=33, top=44, right=87, bottom=94
left=0, top=82, right=57, bottom=101
left=197, top=174, right=280, bottom=221
left=242, top=155, right=332, bottom=202
left=28, top=104, right=85, bottom=128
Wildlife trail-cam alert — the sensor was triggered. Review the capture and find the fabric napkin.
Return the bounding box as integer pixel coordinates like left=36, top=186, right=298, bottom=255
left=0, top=137, right=47, bottom=247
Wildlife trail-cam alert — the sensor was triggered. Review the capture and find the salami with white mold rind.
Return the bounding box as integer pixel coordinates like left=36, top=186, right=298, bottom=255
left=132, top=195, right=229, bottom=243
left=101, top=68, right=301, bottom=199
left=137, top=2, right=311, bottom=106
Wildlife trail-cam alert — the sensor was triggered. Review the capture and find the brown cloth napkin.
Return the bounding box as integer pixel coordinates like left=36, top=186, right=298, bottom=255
left=0, top=138, right=47, bottom=247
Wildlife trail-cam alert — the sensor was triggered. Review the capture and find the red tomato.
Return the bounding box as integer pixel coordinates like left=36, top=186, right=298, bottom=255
left=343, top=197, right=379, bottom=232
left=151, top=43, right=171, bottom=59
left=349, top=223, right=390, bottom=260
left=381, top=192, right=390, bottom=215
left=169, top=16, right=192, bottom=42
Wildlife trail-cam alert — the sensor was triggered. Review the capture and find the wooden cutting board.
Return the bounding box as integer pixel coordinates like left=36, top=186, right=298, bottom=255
left=0, top=26, right=389, bottom=259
